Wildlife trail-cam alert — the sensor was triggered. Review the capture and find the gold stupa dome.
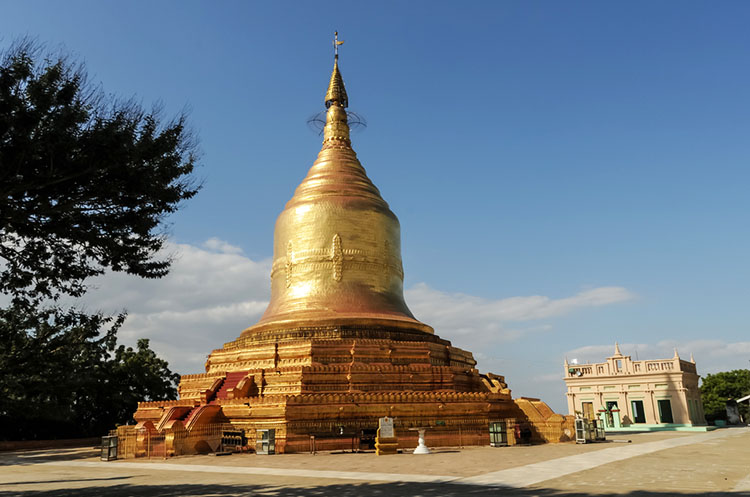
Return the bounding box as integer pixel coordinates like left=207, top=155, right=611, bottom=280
left=242, top=40, right=432, bottom=336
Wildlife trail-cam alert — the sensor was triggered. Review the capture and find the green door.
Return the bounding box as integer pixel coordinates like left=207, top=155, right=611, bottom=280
left=631, top=400, right=646, bottom=423
left=657, top=399, right=674, bottom=423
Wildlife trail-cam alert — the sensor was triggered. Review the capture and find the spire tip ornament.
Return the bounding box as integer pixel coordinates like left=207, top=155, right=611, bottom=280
left=326, top=32, right=348, bottom=109
left=333, top=31, right=345, bottom=58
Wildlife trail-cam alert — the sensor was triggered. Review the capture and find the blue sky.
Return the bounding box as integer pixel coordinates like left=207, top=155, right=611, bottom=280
left=3, top=1, right=749, bottom=411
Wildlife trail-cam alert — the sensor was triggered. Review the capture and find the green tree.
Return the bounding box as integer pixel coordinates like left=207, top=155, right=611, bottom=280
left=700, top=369, right=750, bottom=423
left=0, top=41, right=198, bottom=439
left=0, top=40, right=199, bottom=307
left=0, top=305, right=179, bottom=439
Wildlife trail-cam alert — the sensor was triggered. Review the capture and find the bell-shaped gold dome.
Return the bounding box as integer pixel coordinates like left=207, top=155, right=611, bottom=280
left=242, top=53, right=432, bottom=336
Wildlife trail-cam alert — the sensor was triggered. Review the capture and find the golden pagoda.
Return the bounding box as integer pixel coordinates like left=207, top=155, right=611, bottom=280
left=132, top=35, right=572, bottom=454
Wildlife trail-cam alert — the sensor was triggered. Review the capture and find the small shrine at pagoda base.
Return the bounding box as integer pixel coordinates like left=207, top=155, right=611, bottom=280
left=132, top=35, right=574, bottom=455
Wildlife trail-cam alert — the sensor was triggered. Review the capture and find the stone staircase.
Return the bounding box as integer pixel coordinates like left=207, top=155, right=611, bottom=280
left=181, top=405, right=202, bottom=426
left=211, top=371, right=248, bottom=403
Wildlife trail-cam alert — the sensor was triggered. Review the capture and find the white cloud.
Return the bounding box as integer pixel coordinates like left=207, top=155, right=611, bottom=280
left=406, top=283, right=634, bottom=339
left=202, top=237, right=244, bottom=255
left=79, top=239, right=272, bottom=374
left=84, top=242, right=270, bottom=314
left=403, top=284, right=636, bottom=411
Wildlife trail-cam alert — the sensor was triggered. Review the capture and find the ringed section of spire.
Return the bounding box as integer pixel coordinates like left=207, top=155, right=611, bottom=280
left=325, top=59, right=348, bottom=109
left=241, top=49, right=432, bottom=337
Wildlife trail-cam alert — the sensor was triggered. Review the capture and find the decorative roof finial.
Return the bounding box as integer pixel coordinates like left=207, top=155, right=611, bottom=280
left=673, top=347, right=680, bottom=359
left=333, top=30, right=344, bottom=59
left=325, top=31, right=348, bottom=108
left=614, top=342, right=622, bottom=356
left=690, top=352, right=695, bottom=363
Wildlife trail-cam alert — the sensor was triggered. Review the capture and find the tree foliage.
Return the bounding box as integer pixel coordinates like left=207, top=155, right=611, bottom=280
left=0, top=41, right=197, bottom=439
left=0, top=304, right=179, bottom=439
left=700, top=369, right=750, bottom=422
left=0, top=41, right=199, bottom=307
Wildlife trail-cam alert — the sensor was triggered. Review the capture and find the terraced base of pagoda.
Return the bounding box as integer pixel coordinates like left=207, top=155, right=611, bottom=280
left=134, top=389, right=573, bottom=454
left=132, top=328, right=574, bottom=455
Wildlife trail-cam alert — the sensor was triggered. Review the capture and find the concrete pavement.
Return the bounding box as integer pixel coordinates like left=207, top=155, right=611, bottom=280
left=1, top=427, right=748, bottom=496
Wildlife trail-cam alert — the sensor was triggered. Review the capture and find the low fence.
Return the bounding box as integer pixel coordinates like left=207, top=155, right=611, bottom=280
left=112, top=422, right=506, bottom=457
left=113, top=423, right=233, bottom=459
left=285, top=420, right=510, bottom=453
left=110, top=416, right=568, bottom=458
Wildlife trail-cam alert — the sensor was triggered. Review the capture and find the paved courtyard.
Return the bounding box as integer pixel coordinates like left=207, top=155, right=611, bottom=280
left=0, top=427, right=748, bottom=496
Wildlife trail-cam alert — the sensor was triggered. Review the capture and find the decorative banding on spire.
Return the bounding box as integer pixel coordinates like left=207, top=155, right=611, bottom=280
left=325, top=60, right=348, bottom=108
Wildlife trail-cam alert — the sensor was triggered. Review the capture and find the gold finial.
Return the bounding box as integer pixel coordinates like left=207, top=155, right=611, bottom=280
left=333, top=30, right=344, bottom=58
left=325, top=31, right=348, bottom=108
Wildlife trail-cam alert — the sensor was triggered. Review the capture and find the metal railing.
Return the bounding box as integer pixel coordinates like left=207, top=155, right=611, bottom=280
left=112, top=423, right=234, bottom=459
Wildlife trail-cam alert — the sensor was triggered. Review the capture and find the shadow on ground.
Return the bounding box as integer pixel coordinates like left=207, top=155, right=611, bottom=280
left=0, top=450, right=99, bottom=467
left=0, top=482, right=748, bottom=497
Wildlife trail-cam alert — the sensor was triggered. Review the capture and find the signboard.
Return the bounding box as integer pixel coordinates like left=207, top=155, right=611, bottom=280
left=376, top=416, right=398, bottom=455
left=378, top=416, right=394, bottom=439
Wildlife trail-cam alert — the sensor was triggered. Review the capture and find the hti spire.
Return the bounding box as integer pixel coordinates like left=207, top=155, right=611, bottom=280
left=325, top=31, right=348, bottom=108
left=322, top=32, right=351, bottom=148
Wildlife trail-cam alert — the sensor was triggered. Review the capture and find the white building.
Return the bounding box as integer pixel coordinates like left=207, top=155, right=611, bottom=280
left=564, top=344, right=706, bottom=430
